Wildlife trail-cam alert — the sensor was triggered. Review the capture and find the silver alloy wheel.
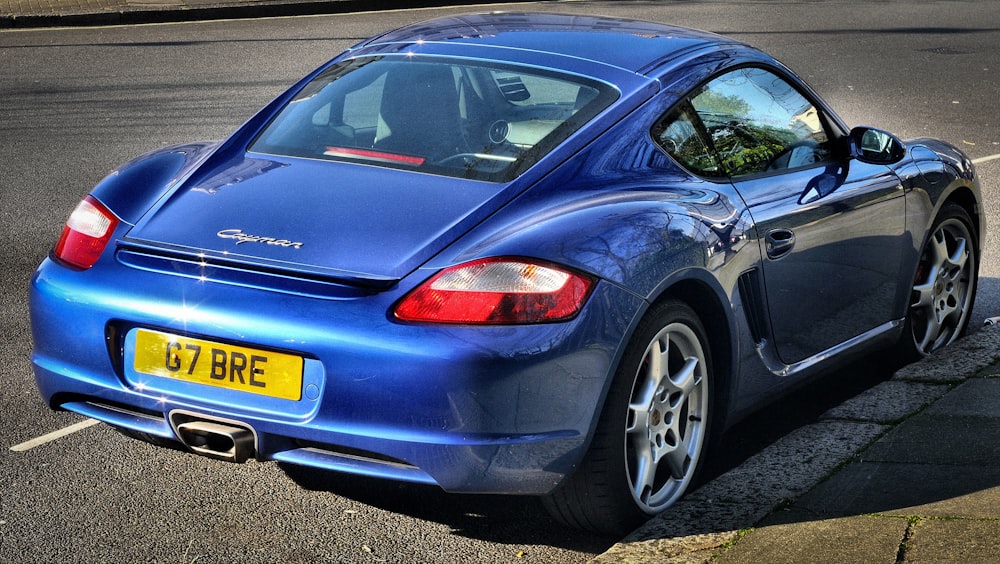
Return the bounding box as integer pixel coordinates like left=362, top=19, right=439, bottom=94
left=910, top=215, right=976, bottom=355
left=625, top=321, right=709, bottom=512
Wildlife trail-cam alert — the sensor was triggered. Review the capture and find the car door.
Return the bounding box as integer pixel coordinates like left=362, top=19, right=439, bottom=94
left=735, top=162, right=905, bottom=365
left=656, top=66, right=906, bottom=366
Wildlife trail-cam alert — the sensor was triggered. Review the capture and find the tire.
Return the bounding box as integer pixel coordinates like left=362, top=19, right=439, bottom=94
left=898, top=203, right=978, bottom=360
left=543, top=299, right=713, bottom=535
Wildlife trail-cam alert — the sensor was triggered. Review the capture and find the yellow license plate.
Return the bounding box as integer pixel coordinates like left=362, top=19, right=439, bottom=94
left=133, top=329, right=303, bottom=401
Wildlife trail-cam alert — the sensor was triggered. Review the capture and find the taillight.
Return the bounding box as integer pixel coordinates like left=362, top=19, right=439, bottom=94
left=393, top=257, right=594, bottom=324
left=53, top=195, right=119, bottom=269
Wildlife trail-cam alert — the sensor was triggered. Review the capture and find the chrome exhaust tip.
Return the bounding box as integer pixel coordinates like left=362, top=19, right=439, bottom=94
left=174, top=420, right=255, bottom=463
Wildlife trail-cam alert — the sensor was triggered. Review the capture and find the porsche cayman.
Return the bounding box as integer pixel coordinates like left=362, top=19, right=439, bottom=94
left=30, top=12, right=982, bottom=534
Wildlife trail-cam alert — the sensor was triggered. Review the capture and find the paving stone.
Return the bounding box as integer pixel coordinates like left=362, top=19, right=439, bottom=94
left=712, top=514, right=905, bottom=564
left=790, top=461, right=1000, bottom=519
left=924, top=377, right=1000, bottom=417
left=905, top=518, right=1000, bottom=563
left=862, top=414, right=1000, bottom=466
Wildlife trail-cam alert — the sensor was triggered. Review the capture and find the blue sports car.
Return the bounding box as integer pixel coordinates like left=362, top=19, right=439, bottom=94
left=30, top=12, right=981, bottom=534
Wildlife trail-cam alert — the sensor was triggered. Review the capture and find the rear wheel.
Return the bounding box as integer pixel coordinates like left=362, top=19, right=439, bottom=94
left=898, top=203, right=977, bottom=360
left=543, top=300, right=713, bottom=535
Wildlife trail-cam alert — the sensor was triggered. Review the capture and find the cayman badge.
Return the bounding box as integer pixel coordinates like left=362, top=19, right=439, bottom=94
left=217, top=228, right=304, bottom=249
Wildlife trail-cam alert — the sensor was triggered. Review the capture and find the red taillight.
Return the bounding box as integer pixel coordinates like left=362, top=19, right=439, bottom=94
left=53, top=195, right=119, bottom=269
left=394, top=258, right=595, bottom=324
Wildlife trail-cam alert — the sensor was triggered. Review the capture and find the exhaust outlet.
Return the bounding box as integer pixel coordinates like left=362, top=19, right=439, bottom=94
left=175, top=420, right=255, bottom=463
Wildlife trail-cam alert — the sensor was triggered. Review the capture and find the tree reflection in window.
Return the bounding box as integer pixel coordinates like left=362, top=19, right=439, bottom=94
left=652, top=67, right=832, bottom=178
left=652, top=104, right=725, bottom=178
left=691, top=67, right=832, bottom=178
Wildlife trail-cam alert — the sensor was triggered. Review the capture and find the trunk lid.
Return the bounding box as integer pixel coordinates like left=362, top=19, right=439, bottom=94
left=122, top=154, right=515, bottom=286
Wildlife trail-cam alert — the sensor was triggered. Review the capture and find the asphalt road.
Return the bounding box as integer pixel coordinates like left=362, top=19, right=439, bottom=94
left=2, top=1, right=999, bottom=561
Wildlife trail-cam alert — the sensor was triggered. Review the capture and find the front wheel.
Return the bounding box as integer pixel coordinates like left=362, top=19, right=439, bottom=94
left=543, top=300, right=713, bottom=535
left=898, top=203, right=978, bottom=360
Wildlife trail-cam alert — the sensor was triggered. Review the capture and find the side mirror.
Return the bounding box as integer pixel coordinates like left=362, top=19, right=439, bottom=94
left=850, top=126, right=905, bottom=164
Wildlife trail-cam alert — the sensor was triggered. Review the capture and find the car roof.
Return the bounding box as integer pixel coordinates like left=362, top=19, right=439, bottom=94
left=351, top=12, right=741, bottom=77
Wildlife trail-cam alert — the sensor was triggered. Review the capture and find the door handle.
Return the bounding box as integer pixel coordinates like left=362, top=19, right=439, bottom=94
left=765, top=228, right=795, bottom=259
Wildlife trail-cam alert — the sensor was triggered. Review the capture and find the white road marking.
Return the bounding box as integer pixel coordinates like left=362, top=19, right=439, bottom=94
left=972, top=153, right=1000, bottom=165
left=9, top=418, right=100, bottom=452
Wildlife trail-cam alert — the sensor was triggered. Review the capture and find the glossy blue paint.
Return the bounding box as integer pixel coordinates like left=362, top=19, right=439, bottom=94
left=125, top=154, right=514, bottom=283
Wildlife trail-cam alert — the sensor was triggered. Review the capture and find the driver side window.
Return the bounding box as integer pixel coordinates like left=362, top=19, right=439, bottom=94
left=656, top=67, right=835, bottom=179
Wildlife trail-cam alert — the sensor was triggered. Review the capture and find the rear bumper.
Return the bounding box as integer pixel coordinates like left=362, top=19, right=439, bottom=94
left=30, top=256, right=642, bottom=494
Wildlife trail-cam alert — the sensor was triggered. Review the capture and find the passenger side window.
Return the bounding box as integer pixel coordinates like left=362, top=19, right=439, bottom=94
left=691, top=67, right=833, bottom=177
left=653, top=67, right=834, bottom=179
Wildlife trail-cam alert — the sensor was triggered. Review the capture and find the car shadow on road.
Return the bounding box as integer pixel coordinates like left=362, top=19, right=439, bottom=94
left=280, top=461, right=615, bottom=551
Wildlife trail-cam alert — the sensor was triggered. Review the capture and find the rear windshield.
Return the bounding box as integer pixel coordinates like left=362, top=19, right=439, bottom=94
left=250, top=56, right=617, bottom=182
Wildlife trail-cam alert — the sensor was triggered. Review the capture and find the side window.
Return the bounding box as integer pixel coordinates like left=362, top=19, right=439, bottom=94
left=690, top=67, right=833, bottom=177
left=652, top=104, right=725, bottom=178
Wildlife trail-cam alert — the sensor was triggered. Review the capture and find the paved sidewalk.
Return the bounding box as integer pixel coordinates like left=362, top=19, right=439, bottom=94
left=598, top=326, right=1000, bottom=563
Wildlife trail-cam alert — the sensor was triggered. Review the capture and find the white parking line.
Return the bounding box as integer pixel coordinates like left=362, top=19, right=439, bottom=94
left=9, top=419, right=100, bottom=452
left=972, top=153, right=1000, bottom=165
